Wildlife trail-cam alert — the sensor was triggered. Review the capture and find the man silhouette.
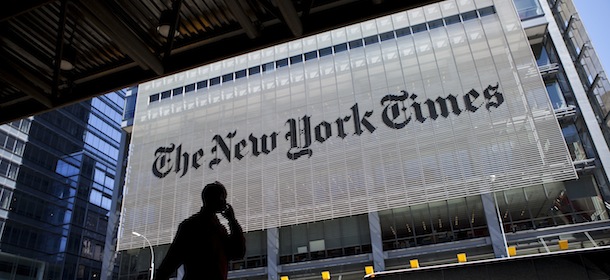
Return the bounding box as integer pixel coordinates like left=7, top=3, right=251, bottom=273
left=155, top=181, right=245, bottom=280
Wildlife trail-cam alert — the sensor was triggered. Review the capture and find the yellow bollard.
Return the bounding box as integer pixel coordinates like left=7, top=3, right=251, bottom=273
left=559, top=240, right=569, bottom=250
left=508, top=246, right=517, bottom=257
left=410, top=259, right=420, bottom=268
left=322, top=271, right=331, bottom=280
left=365, top=266, right=374, bottom=276
left=280, top=277, right=289, bottom=280
left=457, top=253, right=467, bottom=263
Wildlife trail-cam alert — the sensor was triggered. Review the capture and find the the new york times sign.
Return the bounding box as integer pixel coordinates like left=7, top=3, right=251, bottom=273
left=152, top=84, right=503, bottom=179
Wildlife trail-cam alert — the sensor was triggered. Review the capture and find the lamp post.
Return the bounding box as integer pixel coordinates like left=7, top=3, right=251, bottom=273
left=132, top=231, right=154, bottom=280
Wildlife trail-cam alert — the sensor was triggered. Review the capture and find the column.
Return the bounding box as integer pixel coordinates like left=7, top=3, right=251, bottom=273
left=368, top=212, right=385, bottom=272
left=267, top=227, right=279, bottom=280
left=481, top=193, right=508, bottom=258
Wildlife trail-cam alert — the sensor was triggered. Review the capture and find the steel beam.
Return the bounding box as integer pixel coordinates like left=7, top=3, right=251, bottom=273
left=0, top=67, right=53, bottom=108
left=275, top=0, right=303, bottom=36
left=79, top=0, right=164, bottom=75
left=225, top=0, right=260, bottom=39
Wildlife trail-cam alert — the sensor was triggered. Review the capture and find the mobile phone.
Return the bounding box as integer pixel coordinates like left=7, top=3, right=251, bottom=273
left=220, top=204, right=230, bottom=213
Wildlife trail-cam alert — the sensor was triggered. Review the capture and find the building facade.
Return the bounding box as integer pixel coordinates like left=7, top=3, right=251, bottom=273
left=118, top=0, right=610, bottom=279
left=0, top=90, right=126, bottom=279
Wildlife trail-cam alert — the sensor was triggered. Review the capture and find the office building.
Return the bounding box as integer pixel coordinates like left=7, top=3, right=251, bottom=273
left=118, top=0, right=610, bottom=279
left=0, top=90, right=126, bottom=279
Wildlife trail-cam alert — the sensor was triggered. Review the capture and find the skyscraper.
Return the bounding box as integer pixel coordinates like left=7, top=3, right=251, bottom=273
left=118, top=0, right=610, bottom=279
left=0, top=90, right=126, bottom=279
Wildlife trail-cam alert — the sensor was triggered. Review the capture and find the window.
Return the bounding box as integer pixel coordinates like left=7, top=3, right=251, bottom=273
left=318, top=47, right=332, bottom=57
left=411, top=23, right=427, bottom=33
left=149, top=94, right=159, bottom=103
left=235, top=69, right=247, bottom=79
left=248, top=66, right=261, bottom=75
left=461, top=10, right=477, bottom=21
left=290, top=55, right=303, bottom=65
left=0, top=132, right=26, bottom=156
left=395, top=27, right=411, bottom=37
left=172, top=87, right=183, bottom=96
left=229, top=230, right=267, bottom=270
left=0, top=159, right=19, bottom=180
left=304, top=51, right=317, bottom=61
left=222, top=73, right=234, bottom=82
left=89, top=189, right=102, bottom=206
left=275, top=58, right=289, bottom=68
left=562, top=125, right=587, bottom=161
left=380, top=197, right=487, bottom=250
left=10, top=119, right=31, bottom=133
left=101, top=196, right=112, bottom=210
left=379, top=31, right=395, bottom=41
left=478, top=6, right=496, bottom=17
left=185, top=83, right=196, bottom=93
left=210, top=77, right=221, bottom=86
left=261, top=62, right=274, bottom=72
left=0, top=187, right=13, bottom=210
left=444, top=15, right=461, bottom=25
left=279, top=215, right=370, bottom=264
left=364, top=35, right=379, bottom=45
left=531, top=43, right=551, bottom=66
left=333, top=43, right=348, bottom=53
left=513, top=0, right=544, bottom=20
left=196, top=80, right=208, bottom=90
left=546, top=82, right=566, bottom=109
left=348, top=39, right=363, bottom=49
left=428, top=19, right=444, bottom=30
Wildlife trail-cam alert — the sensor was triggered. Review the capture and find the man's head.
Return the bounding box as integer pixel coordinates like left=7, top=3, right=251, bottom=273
left=202, top=181, right=227, bottom=212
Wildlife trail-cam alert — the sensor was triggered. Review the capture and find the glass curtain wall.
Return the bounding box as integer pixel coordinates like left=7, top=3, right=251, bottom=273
left=0, top=91, right=124, bottom=280
left=495, top=178, right=607, bottom=233
left=230, top=230, right=267, bottom=270
left=379, top=196, right=487, bottom=251
left=279, top=215, right=371, bottom=264
left=119, top=230, right=268, bottom=279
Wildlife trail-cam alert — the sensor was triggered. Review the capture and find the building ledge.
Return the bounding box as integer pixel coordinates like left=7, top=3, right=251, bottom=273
left=228, top=266, right=266, bottom=279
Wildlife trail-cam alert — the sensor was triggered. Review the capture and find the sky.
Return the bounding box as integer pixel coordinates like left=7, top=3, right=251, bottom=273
left=573, top=0, right=610, bottom=72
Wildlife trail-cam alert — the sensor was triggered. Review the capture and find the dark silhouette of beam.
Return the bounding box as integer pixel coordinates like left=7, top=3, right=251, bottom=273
left=79, top=0, right=164, bottom=75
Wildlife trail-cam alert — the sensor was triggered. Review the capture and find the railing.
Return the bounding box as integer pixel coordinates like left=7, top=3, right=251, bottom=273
left=506, top=223, right=610, bottom=256
left=554, top=105, right=576, bottom=118
left=573, top=158, right=596, bottom=171
left=538, top=63, right=560, bottom=75
left=364, top=222, right=610, bottom=279
left=364, top=245, right=610, bottom=279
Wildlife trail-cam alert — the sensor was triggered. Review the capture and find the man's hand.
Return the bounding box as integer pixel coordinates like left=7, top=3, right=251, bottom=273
left=221, top=203, right=237, bottom=222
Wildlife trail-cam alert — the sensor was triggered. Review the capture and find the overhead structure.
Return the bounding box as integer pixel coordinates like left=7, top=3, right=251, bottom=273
left=0, top=0, right=439, bottom=124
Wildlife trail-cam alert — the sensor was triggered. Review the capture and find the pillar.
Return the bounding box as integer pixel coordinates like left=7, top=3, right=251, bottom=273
left=368, top=212, right=385, bottom=272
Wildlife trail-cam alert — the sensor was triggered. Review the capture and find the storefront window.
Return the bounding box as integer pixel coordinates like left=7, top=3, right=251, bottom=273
left=379, top=196, right=488, bottom=251
left=548, top=177, right=609, bottom=223
left=230, top=230, right=267, bottom=270
left=278, top=215, right=370, bottom=264
left=495, top=179, right=607, bottom=234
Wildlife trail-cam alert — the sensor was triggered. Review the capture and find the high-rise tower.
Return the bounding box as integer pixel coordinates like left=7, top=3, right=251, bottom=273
left=0, top=90, right=126, bottom=279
